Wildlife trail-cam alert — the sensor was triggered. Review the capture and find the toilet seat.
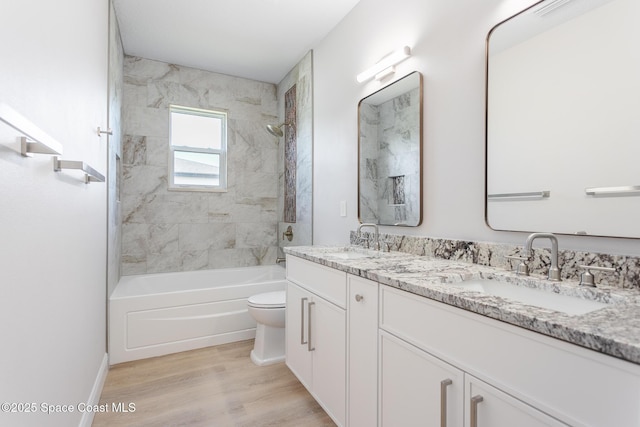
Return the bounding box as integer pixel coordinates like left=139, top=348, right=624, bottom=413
left=248, top=290, right=286, bottom=309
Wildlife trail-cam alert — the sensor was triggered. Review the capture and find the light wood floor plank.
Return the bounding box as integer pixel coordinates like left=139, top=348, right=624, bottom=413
left=92, top=340, right=336, bottom=427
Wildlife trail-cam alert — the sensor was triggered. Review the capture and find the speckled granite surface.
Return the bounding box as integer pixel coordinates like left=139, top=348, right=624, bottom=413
left=350, top=231, right=640, bottom=289
left=284, top=245, right=640, bottom=365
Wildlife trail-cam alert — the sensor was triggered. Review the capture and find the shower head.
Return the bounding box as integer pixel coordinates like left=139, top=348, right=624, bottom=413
left=266, top=123, right=290, bottom=137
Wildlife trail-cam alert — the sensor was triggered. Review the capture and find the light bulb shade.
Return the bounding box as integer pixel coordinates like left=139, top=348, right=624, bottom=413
left=356, top=46, right=411, bottom=83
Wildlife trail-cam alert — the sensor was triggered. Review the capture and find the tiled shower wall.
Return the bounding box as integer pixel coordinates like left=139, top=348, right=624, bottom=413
left=121, top=56, right=279, bottom=275
left=277, top=51, right=313, bottom=253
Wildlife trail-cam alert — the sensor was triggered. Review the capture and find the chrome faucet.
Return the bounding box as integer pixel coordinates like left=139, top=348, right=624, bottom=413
left=357, top=223, right=380, bottom=251
left=524, top=233, right=561, bottom=281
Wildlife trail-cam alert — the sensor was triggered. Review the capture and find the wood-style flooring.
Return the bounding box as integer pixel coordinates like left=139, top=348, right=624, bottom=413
left=92, top=340, right=335, bottom=427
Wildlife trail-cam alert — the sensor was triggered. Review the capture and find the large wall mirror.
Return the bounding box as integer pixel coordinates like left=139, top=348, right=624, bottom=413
left=486, top=0, right=640, bottom=238
left=358, top=71, right=423, bottom=226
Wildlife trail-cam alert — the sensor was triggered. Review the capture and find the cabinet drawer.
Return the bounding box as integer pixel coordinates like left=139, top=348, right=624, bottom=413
left=380, top=285, right=640, bottom=427
left=466, top=375, right=568, bottom=427
left=287, top=255, right=347, bottom=308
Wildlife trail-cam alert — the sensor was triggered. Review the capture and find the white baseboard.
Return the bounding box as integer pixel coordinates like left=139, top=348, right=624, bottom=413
left=78, top=353, right=109, bottom=427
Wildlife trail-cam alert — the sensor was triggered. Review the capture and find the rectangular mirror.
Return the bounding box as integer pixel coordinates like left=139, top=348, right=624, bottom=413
left=486, top=0, right=640, bottom=238
left=358, top=71, right=423, bottom=226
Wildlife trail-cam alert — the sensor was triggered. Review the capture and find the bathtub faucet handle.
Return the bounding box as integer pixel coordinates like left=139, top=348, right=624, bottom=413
left=282, top=226, right=294, bottom=242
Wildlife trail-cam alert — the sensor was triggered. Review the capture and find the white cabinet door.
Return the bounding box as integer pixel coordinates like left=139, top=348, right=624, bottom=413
left=286, top=280, right=346, bottom=426
left=285, top=281, right=313, bottom=389
left=312, top=294, right=346, bottom=426
left=380, top=331, right=464, bottom=427
left=465, top=375, right=568, bottom=427
left=348, top=275, right=378, bottom=427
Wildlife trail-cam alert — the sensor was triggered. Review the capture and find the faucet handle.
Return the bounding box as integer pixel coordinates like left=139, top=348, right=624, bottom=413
left=578, top=265, right=616, bottom=287
left=505, top=255, right=529, bottom=276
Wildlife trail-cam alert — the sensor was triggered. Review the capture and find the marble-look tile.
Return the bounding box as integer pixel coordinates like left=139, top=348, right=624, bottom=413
left=122, top=193, right=210, bottom=225
left=148, top=80, right=210, bottom=110
left=121, top=254, right=147, bottom=276
left=226, top=202, right=276, bottom=224
left=121, top=57, right=278, bottom=274
left=124, top=56, right=181, bottom=85
left=229, top=119, right=278, bottom=174
left=236, top=172, right=278, bottom=198
left=144, top=136, right=169, bottom=167
left=121, top=54, right=306, bottom=275
left=181, top=250, right=210, bottom=272
left=122, top=135, right=146, bottom=166
left=208, top=246, right=278, bottom=269
left=121, top=223, right=179, bottom=255
left=146, top=251, right=185, bottom=274
left=236, top=223, right=278, bottom=248
left=123, top=82, right=148, bottom=110
left=179, top=223, right=236, bottom=251
left=275, top=51, right=313, bottom=250
left=123, top=105, right=169, bottom=138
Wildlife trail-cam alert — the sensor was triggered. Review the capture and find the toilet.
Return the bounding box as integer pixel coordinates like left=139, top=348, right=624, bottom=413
left=247, top=290, right=286, bottom=366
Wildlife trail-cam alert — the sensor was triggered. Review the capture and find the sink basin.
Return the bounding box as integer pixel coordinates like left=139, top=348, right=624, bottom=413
left=452, top=279, right=609, bottom=315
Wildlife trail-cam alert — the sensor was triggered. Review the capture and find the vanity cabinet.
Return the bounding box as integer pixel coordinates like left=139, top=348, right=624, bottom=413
left=285, top=254, right=640, bottom=427
left=465, top=375, right=567, bottom=427
left=379, top=330, right=464, bottom=427
left=286, top=256, right=347, bottom=426
left=379, top=328, right=565, bottom=427
left=379, top=284, right=640, bottom=427
left=347, top=275, right=379, bottom=427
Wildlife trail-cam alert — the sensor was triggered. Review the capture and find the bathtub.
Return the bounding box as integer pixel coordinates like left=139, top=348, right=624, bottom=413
left=109, top=265, right=286, bottom=365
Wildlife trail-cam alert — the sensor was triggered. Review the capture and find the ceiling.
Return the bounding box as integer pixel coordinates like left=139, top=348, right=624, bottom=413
left=112, top=0, right=361, bottom=84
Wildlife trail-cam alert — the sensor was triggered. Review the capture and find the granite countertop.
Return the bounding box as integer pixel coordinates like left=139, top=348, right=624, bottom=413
left=284, top=245, right=640, bottom=365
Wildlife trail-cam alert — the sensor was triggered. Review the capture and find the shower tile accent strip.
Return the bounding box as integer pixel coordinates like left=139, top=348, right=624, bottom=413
left=283, top=84, right=296, bottom=223
left=350, top=231, right=640, bottom=289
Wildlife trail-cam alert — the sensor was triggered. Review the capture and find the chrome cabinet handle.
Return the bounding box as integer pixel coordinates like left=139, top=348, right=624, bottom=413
left=470, top=395, right=484, bottom=427
left=308, top=301, right=315, bottom=351
left=300, top=297, right=308, bottom=345
left=440, top=379, right=452, bottom=427
left=355, top=294, right=364, bottom=302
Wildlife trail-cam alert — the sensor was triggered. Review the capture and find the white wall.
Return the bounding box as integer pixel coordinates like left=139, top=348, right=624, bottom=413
left=0, top=1, right=108, bottom=426
left=313, top=0, right=640, bottom=256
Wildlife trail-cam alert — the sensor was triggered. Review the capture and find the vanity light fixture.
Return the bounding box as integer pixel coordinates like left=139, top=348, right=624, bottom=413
left=534, top=0, right=574, bottom=17
left=356, top=46, right=411, bottom=83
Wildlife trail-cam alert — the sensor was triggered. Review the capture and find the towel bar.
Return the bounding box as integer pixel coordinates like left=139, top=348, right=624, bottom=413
left=53, top=156, right=105, bottom=184
left=0, top=103, right=63, bottom=157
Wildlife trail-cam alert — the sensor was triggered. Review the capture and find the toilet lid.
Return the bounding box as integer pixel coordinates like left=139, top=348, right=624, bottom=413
left=248, top=290, right=286, bottom=308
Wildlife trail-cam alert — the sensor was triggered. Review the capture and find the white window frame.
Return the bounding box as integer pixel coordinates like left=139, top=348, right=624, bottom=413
left=168, top=105, right=228, bottom=192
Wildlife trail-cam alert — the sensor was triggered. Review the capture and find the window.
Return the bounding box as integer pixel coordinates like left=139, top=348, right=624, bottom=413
left=169, top=105, right=227, bottom=191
